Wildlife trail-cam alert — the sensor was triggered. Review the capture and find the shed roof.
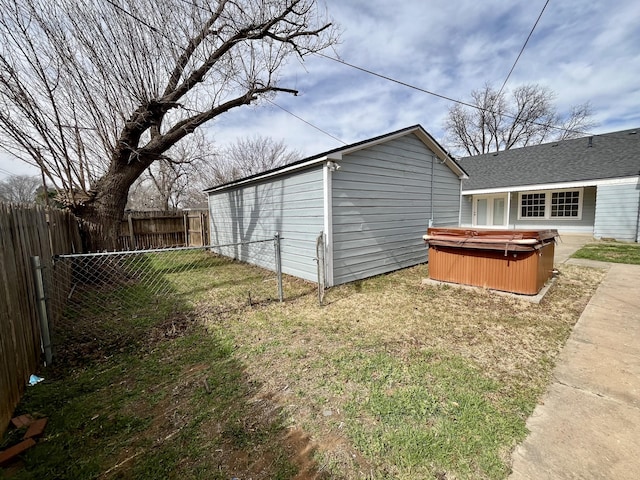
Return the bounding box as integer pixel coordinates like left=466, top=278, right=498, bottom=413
left=459, top=128, right=640, bottom=192
left=205, top=124, right=467, bottom=193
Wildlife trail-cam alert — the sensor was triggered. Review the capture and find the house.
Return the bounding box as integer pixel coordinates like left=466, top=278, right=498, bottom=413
left=205, top=125, right=467, bottom=286
left=458, top=128, right=640, bottom=242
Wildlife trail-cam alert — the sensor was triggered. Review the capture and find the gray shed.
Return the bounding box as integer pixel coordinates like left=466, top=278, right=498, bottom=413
left=205, top=125, right=467, bottom=286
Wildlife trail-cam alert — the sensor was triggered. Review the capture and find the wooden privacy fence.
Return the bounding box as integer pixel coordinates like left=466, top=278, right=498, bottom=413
left=0, top=203, right=83, bottom=435
left=118, top=210, right=209, bottom=250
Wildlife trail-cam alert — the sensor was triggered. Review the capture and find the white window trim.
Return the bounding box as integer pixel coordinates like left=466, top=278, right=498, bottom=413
left=472, top=193, right=509, bottom=227
left=517, top=188, right=583, bottom=221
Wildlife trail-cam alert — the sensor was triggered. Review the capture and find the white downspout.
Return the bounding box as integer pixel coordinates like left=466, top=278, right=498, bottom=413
left=458, top=183, right=464, bottom=227
left=323, top=162, right=335, bottom=287
left=429, top=155, right=435, bottom=227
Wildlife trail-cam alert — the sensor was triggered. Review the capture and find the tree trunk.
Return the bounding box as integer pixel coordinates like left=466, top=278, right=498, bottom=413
left=159, top=190, right=171, bottom=212
left=72, top=161, right=150, bottom=251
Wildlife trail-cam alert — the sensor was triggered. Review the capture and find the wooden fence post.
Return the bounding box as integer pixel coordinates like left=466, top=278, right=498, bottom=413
left=31, top=256, right=52, bottom=365
left=127, top=214, right=136, bottom=249
left=183, top=213, right=189, bottom=247
left=202, top=211, right=209, bottom=246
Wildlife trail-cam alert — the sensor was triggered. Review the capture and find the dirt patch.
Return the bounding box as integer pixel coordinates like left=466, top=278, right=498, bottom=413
left=93, top=358, right=329, bottom=480
left=214, top=426, right=331, bottom=480
left=174, top=391, right=330, bottom=480
left=52, top=309, right=197, bottom=369
left=145, top=310, right=197, bottom=344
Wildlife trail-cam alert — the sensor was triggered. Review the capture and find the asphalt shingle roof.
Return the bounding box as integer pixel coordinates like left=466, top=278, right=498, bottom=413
left=458, top=128, right=640, bottom=191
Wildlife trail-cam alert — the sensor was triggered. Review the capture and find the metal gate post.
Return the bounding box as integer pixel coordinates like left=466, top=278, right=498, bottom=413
left=274, top=233, right=284, bottom=302
left=31, top=256, right=53, bottom=365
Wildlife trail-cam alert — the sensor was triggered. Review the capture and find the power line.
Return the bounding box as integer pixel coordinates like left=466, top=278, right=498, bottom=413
left=266, top=99, right=347, bottom=145
left=108, top=0, right=632, bottom=147
left=104, top=0, right=172, bottom=41
left=102, top=0, right=593, bottom=145
left=0, top=166, right=17, bottom=177
left=314, top=52, right=481, bottom=111
left=497, top=0, right=551, bottom=97
left=313, top=51, right=591, bottom=139
left=101, top=1, right=491, bottom=146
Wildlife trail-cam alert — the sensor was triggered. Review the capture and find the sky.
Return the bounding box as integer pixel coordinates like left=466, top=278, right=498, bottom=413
left=1, top=0, right=640, bottom=180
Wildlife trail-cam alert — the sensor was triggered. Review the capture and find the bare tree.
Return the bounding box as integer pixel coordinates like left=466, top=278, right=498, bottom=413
left=203, top=135, right=301, bottom=186
left=0, top=174, right=40, bottom=203
left=177, top=134, right=300, bottom=208
left=0, top=0, right=337, bottom=247
left=444, top=84, right=596, bottom=156
left=127, top=132, right=215, bottom=210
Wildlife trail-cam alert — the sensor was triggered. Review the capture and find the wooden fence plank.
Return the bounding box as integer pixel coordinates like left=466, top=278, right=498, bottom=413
left=0, top=204, right=82, bottom=436
left=117, top=211, right=209, bottom=249
left=1, top=206, right=208, bottom=435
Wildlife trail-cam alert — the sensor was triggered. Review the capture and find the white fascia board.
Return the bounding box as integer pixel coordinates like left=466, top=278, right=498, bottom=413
left=204, top=126, right=468, bottom=194
left=462, top=175, right=640, bottom=195
left=205, top=156, right=328, bottom=193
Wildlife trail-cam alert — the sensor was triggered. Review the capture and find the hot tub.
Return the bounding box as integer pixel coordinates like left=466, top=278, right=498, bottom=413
left=423, top=228, right=558, bottom=295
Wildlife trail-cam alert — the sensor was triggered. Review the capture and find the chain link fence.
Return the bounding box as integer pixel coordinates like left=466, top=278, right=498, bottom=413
left=40, top=237, right=283, bottom=366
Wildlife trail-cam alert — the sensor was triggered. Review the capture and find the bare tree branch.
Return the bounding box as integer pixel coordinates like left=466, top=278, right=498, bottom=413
left=0, top=0, right=338, bottom=246
left=444, top=83, right=596, bottom=156
left=194, top=134, right=301, bottom=188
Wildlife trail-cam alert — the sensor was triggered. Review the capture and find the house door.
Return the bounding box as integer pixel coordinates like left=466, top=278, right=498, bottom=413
left=473, top=195, right=508, bottom=227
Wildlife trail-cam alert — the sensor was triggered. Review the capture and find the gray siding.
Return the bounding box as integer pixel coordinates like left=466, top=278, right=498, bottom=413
left=594, top=180, right=640, bottom=241
left=208, top=167, right=324, bottom=281
left=331, top=134, right=461, bottom=285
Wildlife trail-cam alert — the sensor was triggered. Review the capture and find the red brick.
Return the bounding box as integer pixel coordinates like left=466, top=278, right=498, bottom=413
left=23, top=418, right=48, bottom=440
left=0, top=439, right=36, bottom=466
left=10, top=414, right=34, bottom=429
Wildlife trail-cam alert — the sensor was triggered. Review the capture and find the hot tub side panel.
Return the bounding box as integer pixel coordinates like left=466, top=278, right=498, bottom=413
left=428, top=243, right=554, bottom=295
left=536, top=242, right=555, bottom=292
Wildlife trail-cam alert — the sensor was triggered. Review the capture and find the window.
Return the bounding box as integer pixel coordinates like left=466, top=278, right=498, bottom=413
left=518, top=189, right=583, bottom=220
left=520, top=193, right=546, bottom=218
left=551, top=190, right=580, bottom=217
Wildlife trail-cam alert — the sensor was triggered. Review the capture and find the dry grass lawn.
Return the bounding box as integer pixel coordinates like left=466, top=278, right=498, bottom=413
left=197, top=262, right=604, bottom=479
left=3, top=255, right=604, bottom=480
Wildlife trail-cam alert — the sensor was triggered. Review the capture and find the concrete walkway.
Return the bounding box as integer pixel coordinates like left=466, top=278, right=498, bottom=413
left=509, top=258, right=640, bottom=479
left=553, top=233, right=594, bottom=265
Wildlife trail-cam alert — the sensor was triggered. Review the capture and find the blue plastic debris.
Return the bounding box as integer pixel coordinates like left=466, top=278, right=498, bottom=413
left=28, top=375, right=44, bottom=386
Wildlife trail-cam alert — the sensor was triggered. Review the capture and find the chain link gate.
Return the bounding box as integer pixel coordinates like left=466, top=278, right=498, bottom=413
left=34, top=236, right=283, bottom=365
